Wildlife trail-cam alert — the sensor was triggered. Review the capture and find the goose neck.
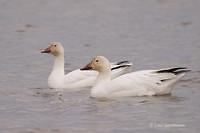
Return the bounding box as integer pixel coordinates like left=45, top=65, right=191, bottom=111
left=53, top=55, right=65, bottom=75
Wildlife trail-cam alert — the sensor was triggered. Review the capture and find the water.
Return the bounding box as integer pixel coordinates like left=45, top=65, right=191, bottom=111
left=0, top=0, right=200, bottom=132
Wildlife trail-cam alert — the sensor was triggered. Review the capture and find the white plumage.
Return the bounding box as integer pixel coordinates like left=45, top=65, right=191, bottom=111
left=81, top=56, right=189, bottom=98
left=41, top=42, right=132, bottom=90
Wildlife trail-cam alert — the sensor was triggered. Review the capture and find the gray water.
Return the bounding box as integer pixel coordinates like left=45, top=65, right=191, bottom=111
left=0, top=0, right=200, bottom=133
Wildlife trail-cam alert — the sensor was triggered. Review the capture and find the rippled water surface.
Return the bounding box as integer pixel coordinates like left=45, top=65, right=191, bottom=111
left=0, top=0, right=200, bottom=133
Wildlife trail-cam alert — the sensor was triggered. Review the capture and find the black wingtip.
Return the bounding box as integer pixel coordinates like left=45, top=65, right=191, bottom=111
left=116, top=61, right=129, bottom=65
left=111, top=64, right=132, bottom=71
left=157, top=67, right=190, bottom=75
left=112, top=61, right=130, bottom=65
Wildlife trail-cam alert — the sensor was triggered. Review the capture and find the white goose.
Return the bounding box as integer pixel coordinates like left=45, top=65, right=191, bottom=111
left=80, top=56, right=189, bottom=98
left=41, top=42, right=132, bottom=90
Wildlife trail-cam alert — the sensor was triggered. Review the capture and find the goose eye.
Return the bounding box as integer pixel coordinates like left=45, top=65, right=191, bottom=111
left=54, top=44, right=57, bottom=47
left=96, top=60, right=98, bottom=62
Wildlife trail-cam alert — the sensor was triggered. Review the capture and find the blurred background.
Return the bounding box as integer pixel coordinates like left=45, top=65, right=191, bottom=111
left=0, top=0, right=199, bottom=133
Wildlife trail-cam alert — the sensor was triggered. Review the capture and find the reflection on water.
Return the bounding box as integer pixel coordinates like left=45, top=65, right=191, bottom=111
left=0, top=0, right=200, bottom=132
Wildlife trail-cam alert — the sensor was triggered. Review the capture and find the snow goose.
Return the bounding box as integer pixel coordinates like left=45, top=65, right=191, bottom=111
left=80, top=56, right=189, bottom=98
left=41, top=42, right=132, bottom=90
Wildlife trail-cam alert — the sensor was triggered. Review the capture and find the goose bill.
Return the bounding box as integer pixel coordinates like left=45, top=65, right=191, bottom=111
left=80, top=62, right=93, bottom=70
left=41, top=46, right=51, bottom=53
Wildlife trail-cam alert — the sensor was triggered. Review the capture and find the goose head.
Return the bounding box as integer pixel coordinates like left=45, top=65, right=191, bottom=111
left=80, top=56, right=111, bottom=73
left=41, top=42, right=64, bottom=56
